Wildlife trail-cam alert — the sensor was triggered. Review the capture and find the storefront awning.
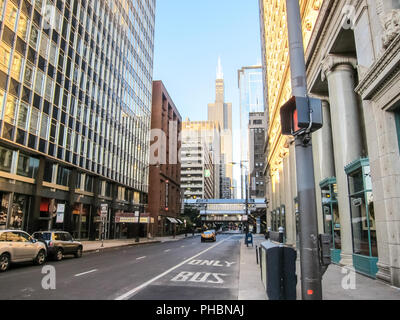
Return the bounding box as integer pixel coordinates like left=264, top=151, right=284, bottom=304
left=176, top=219, right=183, bottom=224
left=166, top=217, right=178, bottom=223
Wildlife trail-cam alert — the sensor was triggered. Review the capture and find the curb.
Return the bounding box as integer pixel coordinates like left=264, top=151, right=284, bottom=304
left=82, top=234, right=202, bottom=254
left=83, top=240, right=161, bottom=254
left=159, top=234, right=201, bottom=242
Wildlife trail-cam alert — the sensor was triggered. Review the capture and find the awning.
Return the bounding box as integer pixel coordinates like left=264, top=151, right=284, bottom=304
left=176, top=219, right=183, bottom=224
left=166, top=217, right=178, bottom=223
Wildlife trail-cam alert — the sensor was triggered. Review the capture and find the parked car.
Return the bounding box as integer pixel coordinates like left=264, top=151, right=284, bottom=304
left=0, top=230, right=47, bottom=272
left=201, top=229, right=216, bottom=242
left=32, top=231, right=83, bottom=261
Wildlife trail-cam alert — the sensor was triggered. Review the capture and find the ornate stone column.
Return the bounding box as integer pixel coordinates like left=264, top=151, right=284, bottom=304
left=321, top=54, right=361, bottom=266
left=376, top=0, right=400, bottom=48
left=312, top=99, right=335, bottom=233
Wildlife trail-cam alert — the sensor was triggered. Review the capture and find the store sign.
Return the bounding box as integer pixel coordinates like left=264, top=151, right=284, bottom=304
left=115, top=212, right=135, bottom=223
left=140, top=217, right=149, bottom=224
left=352, top=198, right=362, bottom=207
left=115, top=212, right=149, bottom=224
left=119, top=217, right=136, bottom=223
left=56, top=204, right=65, bottom=224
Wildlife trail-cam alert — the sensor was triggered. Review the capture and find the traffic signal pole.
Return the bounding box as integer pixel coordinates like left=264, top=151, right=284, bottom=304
left=285, top=0, right=322, bottom=300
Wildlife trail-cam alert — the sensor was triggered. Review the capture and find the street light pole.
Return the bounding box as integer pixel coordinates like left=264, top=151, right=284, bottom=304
left=244, top=163, right=249, bottom=234
left=285, top=0, right=322, bottom=300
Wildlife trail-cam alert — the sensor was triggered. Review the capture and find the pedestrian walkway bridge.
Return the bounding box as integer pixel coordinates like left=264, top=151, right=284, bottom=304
left=184, top=199, right=267, bottom=222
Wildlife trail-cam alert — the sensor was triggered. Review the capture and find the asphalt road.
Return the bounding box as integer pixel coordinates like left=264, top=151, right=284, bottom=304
left=0, top=234, right=243, bottom=300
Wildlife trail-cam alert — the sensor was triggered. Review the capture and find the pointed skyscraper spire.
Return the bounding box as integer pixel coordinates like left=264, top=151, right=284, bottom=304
left=216, top=56, right=224, bottom=80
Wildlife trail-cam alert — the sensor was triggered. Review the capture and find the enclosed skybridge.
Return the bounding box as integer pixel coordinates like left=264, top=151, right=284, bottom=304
left=184, top=199, right=267, bottom=223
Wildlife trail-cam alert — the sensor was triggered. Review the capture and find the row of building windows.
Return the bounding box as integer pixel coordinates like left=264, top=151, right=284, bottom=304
left=0, top=0, right=154, bottom=192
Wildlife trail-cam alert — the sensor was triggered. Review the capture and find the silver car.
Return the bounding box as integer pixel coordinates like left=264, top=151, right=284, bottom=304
left=0, top=230, right=47, bottom=272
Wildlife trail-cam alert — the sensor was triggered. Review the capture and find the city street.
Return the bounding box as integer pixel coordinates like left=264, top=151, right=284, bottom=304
left=0, top=233, right=243, bottom=300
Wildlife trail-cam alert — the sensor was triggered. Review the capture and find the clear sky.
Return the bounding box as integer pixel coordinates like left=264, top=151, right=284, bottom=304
left=153, top=0, right=262, bottom=198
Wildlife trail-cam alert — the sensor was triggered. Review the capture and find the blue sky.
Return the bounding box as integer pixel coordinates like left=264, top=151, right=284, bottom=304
left=153, top=0, right=262, bottom=196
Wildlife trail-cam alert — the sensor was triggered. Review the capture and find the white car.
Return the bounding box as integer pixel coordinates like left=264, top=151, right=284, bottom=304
left=0, top=230, right=47, bottom=272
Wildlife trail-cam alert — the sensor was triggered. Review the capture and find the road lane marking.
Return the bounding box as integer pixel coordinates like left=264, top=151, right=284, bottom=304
left=171, top=272, right=227, bottom=284
left=164, top=249, right=171, bottom=253
left=115, top=235, right=235, bottom=300
left=74, top=269, right=98, bottom=277
left=181, top=246, right=185, bottom=248
left=136, top=256, right=146, bottom=260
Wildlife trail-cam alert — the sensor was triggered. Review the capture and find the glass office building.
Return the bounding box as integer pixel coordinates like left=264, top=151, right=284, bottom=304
left=0, top=0, right=155, bottom=239
left=237, top=66, right=263, bottom=199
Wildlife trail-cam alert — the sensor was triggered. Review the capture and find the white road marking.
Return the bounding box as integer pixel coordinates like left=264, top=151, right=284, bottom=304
left=115, top=235, right=235, bottom=300
left=136, top=256, right=146, bottom=260
left=181, top=246, right=185, bottom=248
left=74, top=269, right=98, bottom=277
left=164, top=249, right=171, bottom=253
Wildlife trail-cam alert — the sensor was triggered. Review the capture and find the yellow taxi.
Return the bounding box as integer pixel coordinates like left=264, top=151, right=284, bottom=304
left=201, top=229, right=216, bottom=242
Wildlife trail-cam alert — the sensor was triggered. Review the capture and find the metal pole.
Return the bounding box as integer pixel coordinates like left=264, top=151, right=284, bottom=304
left=136, top=204, right=141, bottom=243
left=245, top=167, right=249, bottom=234
left=285, top=0, right=322, bottom=300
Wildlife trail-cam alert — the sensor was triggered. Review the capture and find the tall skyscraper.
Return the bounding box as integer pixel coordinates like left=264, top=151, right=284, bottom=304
left=248, top=112, right=265, bottom=199
left=0, top=0, right=155, bottom=240
left=181, top=120, right=220, bottom=200
left=208, top=57, right=233, bottom=198
left=238, top=65, right=263, bottom=199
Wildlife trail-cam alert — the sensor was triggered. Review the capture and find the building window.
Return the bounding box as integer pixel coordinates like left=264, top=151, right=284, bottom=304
left=320, top=178, right=341, bottom=262
left=56, top=166, right=70, bottom=186
left=43, top=162, right=54, bottom=183
left=85, top=175, right=93, bottom=193
left=345, top=159, right=377, bottom=258
left=105, top=182, right=112, bottom=198
left=17, top=153, right=39, bottom=178
left=0, top=146, right=13, bottom=172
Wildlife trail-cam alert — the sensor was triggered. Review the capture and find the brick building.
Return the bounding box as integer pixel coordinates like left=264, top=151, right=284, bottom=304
left=148, top=81, right=182, bottom=236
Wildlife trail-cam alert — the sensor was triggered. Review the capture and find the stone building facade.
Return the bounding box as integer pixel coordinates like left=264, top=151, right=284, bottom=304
left=260, top=0, right=400, bottom=286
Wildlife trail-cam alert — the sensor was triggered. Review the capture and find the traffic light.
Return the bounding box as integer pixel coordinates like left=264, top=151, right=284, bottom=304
left=280, top=96, right=323, bottom=136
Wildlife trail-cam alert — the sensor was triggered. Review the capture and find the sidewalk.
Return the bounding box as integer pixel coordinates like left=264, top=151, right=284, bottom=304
left=238, top=234, right=268, bottom=300
left=81, top=233, right=201, bottom=253
left=241, top=237, right=400, bottom=300
left=296, top=261, right=400, bottom=300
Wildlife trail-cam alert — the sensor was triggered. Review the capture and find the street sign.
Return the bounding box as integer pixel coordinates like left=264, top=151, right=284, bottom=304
left=100, top=203, right=108, bottom=218
left=56, top=204, right=65, bottom=223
